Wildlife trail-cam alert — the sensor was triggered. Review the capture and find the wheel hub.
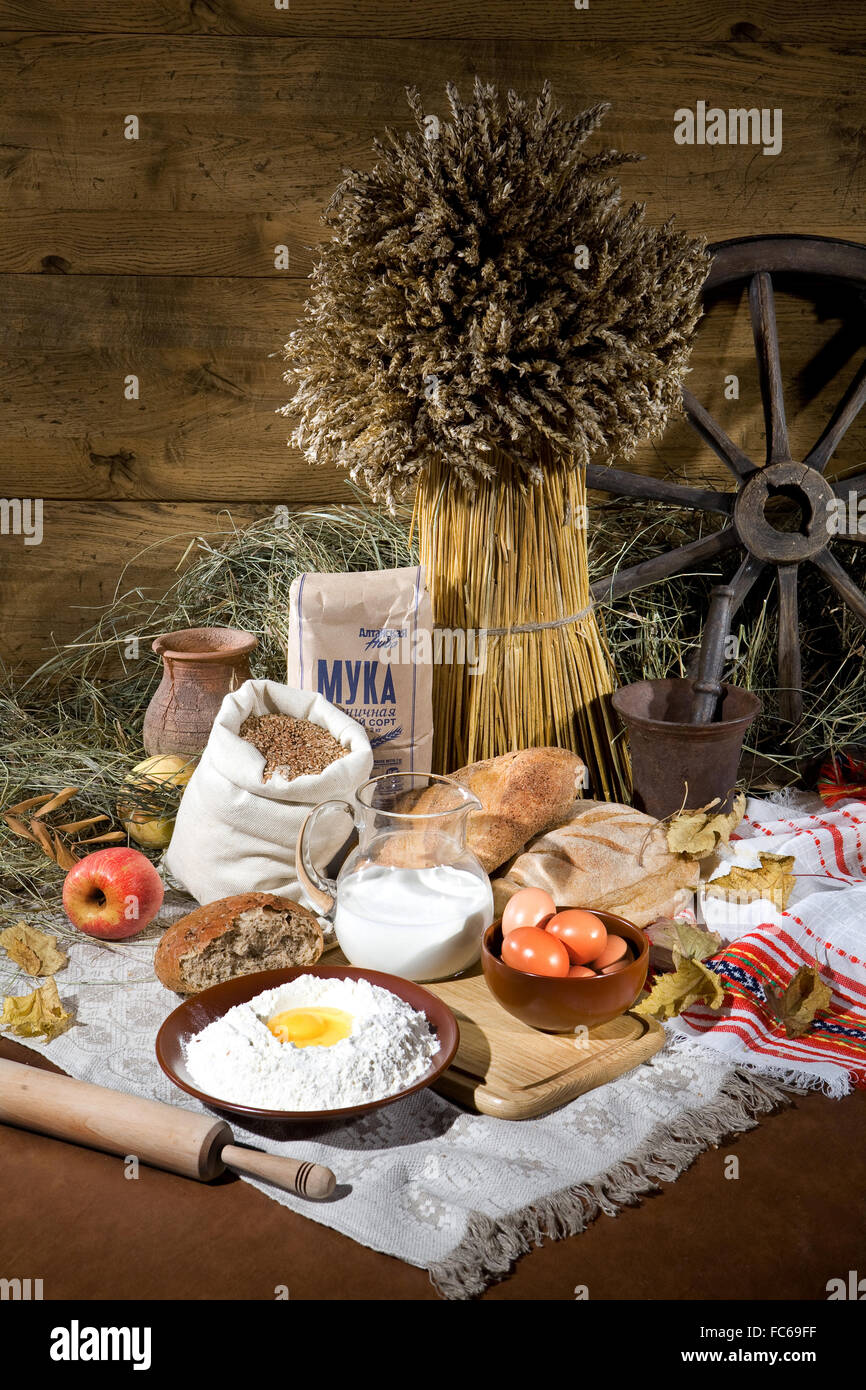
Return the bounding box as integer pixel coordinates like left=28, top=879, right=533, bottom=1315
left=733, top=460, right=834, bottom=563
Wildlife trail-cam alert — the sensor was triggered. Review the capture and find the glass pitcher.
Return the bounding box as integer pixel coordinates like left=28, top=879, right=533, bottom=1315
left=296, top=773, right=494, bottom=982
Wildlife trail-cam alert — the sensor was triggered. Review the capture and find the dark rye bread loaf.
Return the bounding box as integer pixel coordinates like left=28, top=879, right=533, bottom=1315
left=154, top=893, right=323, bottom=995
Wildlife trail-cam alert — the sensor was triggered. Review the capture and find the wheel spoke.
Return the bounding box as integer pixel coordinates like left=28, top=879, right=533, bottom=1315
left=749, top=271, right=791, bottom=465
left=776, top=564, right=803, bottom=725
left=833, top=471, right=866, bottom=498
left=590, top=527, right=740, bottom=603
left=728, top=553, right=766, bottom=612
left=812, top=548, right=866, bottom=625
left=585, top=463, right=734, bottom=515
left=681, top=388, right=756, bottom=481
left=805, top=358, right=866, bottom=473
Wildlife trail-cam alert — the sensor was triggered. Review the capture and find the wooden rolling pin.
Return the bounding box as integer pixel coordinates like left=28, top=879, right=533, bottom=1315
left=0, top=1058, right=336, bottom=1200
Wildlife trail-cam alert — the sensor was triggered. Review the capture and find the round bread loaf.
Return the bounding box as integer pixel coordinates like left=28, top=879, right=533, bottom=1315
left=155, top=893, right=324, bottom=994
left=491, top=801, right=699, bottom=928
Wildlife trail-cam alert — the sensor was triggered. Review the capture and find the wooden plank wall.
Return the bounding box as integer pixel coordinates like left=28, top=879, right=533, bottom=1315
left=1, top=2, right=865, bottom=668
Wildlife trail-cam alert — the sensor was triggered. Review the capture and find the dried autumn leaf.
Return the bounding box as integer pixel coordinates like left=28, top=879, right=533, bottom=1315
left=671, top=920, right=724, bottom=966
left=665, top=792, right=746, bottom=860
left=6, top=793, right=54, bottom=815
left=3, top=813, right=38, bottom=844
left=27, top=818, right=56, bottom=862
left=706, top=853, right=796, bottom=910
left=74, top=830, right=126, bottom=846
left=54, top=814, right=109, bottom=834
left=634, top=956, right=726, bottom=1021
left=51, top=832, right=79, bottom=871
left=0, top=922, right=68, bottom=976
left=764, top=964, right=832, bottom=1038
left=1, top=977, right=72, bottom=1040
left=29, top=786, right=79, bottom=821
left=643, top=917, right=679, bottom=971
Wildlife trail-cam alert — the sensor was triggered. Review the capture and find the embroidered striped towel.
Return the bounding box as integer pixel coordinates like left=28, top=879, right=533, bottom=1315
left=670, top=795, right=866, bottom=1096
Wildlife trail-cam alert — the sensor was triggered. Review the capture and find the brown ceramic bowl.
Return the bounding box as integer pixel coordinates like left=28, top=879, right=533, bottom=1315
left=156, top=965, right=459, bottom=1122
left=481, top=909, right=648, bottom=1033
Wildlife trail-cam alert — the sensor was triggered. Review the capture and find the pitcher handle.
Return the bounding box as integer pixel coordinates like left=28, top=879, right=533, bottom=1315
left=295, top=799, right=354, bottom=917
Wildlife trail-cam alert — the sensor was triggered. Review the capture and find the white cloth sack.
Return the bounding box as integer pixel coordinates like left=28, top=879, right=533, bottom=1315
left=165, top=679, right=372, bottom=906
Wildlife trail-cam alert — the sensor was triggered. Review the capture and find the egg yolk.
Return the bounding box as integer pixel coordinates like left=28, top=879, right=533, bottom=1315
left=267, top=1007, right=352, bottom=1048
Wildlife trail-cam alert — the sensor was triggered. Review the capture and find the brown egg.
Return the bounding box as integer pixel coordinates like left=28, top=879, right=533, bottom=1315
left=502, top=925, right=571, bottom=978
left=591, top=934, right=629, bottom=969
left=567, top=964, right=597, bottom=978
left=546, top=908, right=607, bottom=965
left=601, top=957, right=631, bottom=976
left=501, top=887, right=557, bottom=936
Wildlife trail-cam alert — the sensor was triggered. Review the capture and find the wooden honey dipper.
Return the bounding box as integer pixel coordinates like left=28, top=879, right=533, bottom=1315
left=0, top=1058, right=336, bottom=1200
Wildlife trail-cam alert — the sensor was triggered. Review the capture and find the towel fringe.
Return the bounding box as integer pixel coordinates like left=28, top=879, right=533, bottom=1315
left=427, top=1066, right=796, bottom=1301
left=665, top=1031, right=854, bottom=1099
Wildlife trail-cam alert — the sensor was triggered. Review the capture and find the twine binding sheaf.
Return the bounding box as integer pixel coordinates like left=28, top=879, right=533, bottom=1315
left=430, top=601, right=596, bottom=640
left=427, top=1067, right=799, bottom=1301
left=457, top=602, right=596, bottom=639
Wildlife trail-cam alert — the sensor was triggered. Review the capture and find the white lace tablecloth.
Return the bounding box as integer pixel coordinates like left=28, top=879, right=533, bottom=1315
left=3, top=887, right=791, bottom=1298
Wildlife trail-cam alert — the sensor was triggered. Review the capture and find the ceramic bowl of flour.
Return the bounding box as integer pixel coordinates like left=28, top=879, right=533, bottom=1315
left=156, top=965, right=459, bottom=1122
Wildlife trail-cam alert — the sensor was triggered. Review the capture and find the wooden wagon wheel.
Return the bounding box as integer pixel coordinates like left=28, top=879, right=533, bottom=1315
left=588, top=234, right=866, bottom=729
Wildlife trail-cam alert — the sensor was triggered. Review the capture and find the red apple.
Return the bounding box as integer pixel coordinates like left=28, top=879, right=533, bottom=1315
left=62, top=847, right=164, bottom=940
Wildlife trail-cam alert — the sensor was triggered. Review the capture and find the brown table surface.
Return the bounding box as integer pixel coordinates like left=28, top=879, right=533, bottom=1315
left=2, top=1036, right=864, bottom=1301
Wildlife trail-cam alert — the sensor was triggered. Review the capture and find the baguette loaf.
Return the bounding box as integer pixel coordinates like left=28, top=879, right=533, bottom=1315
left=414, top=747, right=586, bottom=874
left=155, top=893, right=323, bottom=995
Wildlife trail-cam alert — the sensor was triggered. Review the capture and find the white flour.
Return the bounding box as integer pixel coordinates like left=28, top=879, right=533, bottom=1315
left=184, top=975, right=440, bottom=1111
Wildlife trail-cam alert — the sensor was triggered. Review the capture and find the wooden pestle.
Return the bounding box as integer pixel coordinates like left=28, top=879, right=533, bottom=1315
left=0, top=1058, right=336, bottom=1200
left=690, top=584, right=737, bottom=724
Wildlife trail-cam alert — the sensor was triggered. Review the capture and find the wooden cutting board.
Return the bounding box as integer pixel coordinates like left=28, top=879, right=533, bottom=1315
left=426, top=962, right=665, bottom=1119
left=327, top=945, right=664, bottom=1120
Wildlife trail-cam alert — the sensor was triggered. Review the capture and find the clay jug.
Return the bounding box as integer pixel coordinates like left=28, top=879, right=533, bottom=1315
left=143, top=626, right=258, bottom=757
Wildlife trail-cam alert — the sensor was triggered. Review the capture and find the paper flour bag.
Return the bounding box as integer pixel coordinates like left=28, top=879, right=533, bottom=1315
left=165, top=679, right=372, bottom=906
left=287, top=565, right=434, bottom=778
